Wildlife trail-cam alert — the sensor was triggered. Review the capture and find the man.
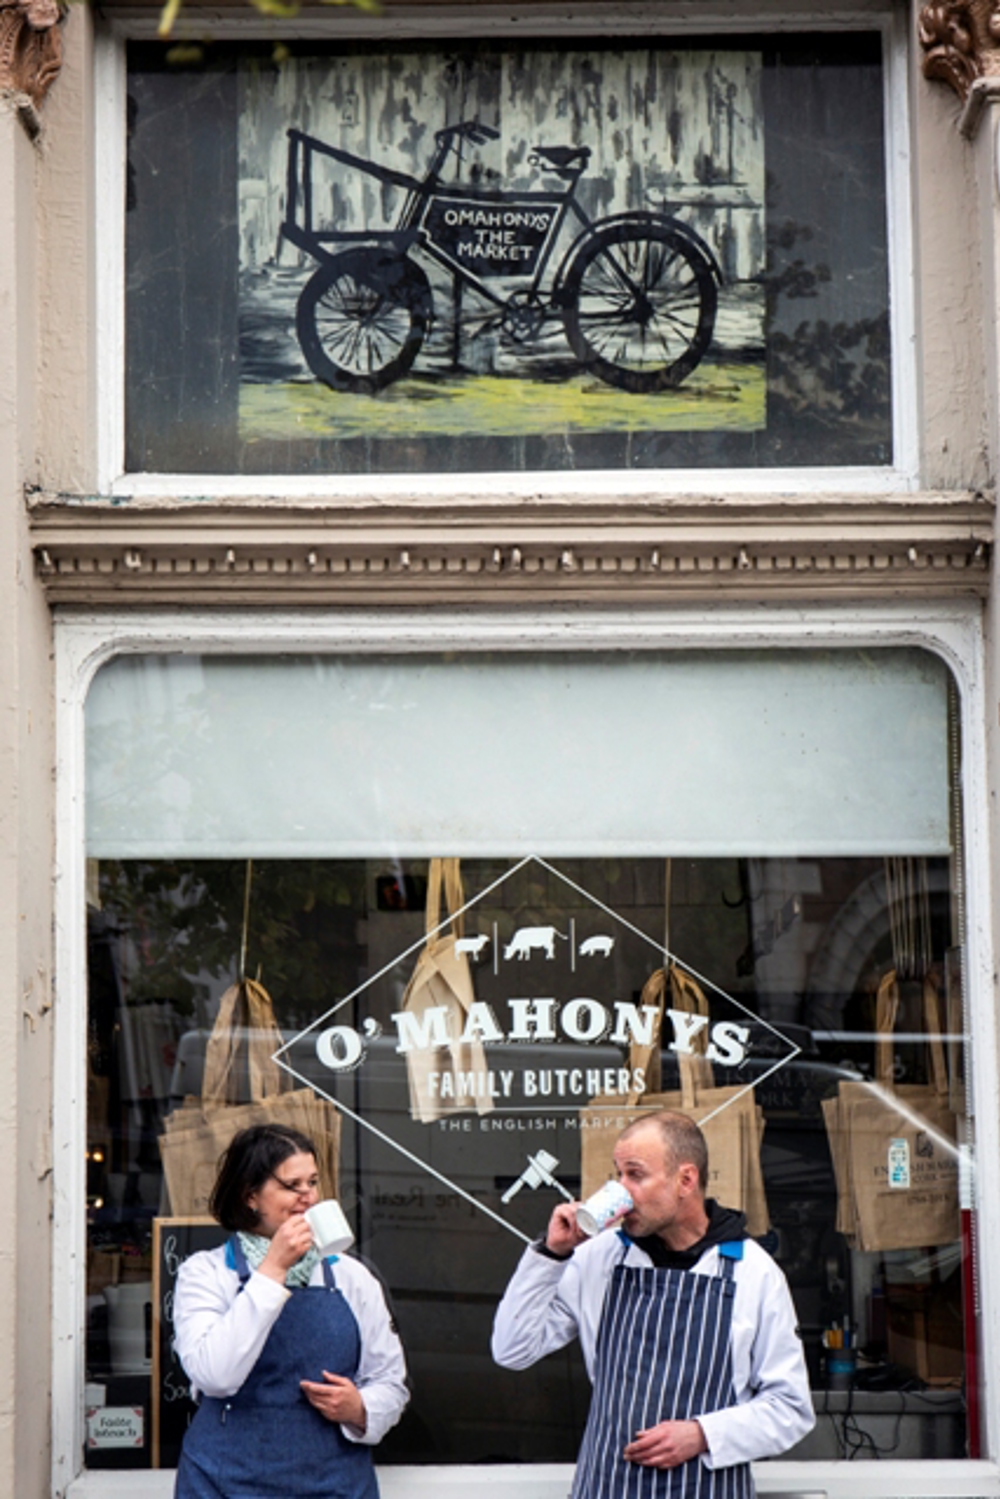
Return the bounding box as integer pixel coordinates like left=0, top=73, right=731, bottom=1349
left=492, top=1111, right=814, bottom=1498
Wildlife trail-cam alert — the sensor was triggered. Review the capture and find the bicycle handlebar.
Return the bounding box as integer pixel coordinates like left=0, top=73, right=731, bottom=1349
left=434, top=120, right=501, bottom=148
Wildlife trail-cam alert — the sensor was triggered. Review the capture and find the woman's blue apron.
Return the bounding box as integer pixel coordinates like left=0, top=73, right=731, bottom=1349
left=174, top=1236, right=379, bottom=1499
left=572, top=1238, right=753, bottom=1499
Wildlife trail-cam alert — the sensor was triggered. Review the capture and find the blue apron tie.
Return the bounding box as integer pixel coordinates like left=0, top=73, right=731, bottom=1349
left=175, top=1236, right=380, bottom=1499
left=572, top=1241, right=753, bottom=1499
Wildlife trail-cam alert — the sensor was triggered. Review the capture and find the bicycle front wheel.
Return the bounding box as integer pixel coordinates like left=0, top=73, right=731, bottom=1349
left=296, top=250, right=432, bottom=394
left=562, top=221, right=717, bottom=393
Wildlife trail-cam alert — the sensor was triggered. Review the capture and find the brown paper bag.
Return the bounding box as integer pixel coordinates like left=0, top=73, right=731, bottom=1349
left=199, top=977, right=286, bottom=1107
left=159, top=978, right=341, bottom=1215
left=821, top=1091, right=856, bottom=1239
left=580, top=966, right=769, bottom=1235
left=399, top=858, right=493, bottom=1123
left=823, top=971, right=959, bottom=1251
left=631, top=965, right=714, bottom=1098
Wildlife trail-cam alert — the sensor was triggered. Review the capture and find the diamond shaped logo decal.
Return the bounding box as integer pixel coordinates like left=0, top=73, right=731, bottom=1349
left=274, top=856, right=800, bottom=1241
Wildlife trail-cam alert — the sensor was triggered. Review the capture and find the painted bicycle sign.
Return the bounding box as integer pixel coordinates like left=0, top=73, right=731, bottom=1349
left=280, top=119, right=722, bottom=396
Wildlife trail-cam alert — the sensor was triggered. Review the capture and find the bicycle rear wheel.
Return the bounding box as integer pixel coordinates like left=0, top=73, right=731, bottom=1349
left=562, top=220, right=717, bottom=393
left=296, top=249, right=432, bottom=394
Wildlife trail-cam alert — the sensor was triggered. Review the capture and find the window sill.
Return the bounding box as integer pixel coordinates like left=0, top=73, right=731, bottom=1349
left=65, top=1459, right=1000, bottom=1499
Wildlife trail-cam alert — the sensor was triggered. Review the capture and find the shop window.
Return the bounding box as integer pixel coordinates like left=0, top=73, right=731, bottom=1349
left=81, top=649, right=974, bottom=1470
left=124, top=32, right=893, bottom=475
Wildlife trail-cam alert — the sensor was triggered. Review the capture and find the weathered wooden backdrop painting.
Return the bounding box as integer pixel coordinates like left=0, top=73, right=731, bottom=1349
left=238, top=47, right=765, bottom=446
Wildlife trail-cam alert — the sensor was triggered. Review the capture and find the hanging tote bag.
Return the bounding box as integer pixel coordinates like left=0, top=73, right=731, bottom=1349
left=822, top=970, right=959, bottom=1251
left=159, top=976, right=341, bottom=1215
left=580, top=964, right=769, bottom=1235
left=399, top=857, right=494, bottom=1123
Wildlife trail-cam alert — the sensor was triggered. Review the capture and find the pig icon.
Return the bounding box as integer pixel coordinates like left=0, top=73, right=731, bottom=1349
left=454, top=934, right=490, bottom=961
left=579, top=935, right=615, bottom=958
left=504, top=925, right=567, bottom=961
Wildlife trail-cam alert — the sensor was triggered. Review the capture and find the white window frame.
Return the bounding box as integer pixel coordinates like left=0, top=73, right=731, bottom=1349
left=94, top=0, right=918, bottom=499
left=54, top=598, right=1000, bottom=1499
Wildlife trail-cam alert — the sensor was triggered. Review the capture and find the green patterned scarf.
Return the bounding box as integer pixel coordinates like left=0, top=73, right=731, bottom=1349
left=238, top=1231, right=321, bottom=1288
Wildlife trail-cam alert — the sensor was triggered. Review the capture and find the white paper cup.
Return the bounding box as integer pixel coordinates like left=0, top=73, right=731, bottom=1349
left=305, top=1198, right=354, bottom=1255
left=576, top=1181, right=634, bottom=1237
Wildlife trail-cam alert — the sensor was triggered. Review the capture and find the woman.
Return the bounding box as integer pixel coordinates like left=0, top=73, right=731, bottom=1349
left=173, top=1123, right=408, bottom=1499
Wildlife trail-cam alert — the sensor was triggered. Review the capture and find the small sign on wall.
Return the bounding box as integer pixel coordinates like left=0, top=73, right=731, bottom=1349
left=86, top=1406, right=144, bottom=1450
left=888, top=1137, right=912, bottom=1189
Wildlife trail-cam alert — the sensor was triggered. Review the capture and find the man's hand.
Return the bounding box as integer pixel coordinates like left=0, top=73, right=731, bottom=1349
left=300, top=1371, right=367, bottom=1430
left=545, top=1202, right=588, bottom=1256
left=623, top=1418, right=707, bottom=1468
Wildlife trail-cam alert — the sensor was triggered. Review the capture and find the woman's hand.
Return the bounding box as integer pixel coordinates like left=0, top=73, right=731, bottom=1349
left=257, top=1215, right=314, bottom=1284
left=300, top=1371, right=367, bottom=1431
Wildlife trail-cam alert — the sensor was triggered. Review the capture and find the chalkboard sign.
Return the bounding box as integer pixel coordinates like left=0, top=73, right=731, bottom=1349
left=151, top=1216, right=228, bottom=1468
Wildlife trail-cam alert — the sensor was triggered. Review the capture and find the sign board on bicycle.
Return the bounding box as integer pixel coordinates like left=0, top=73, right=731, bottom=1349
left=422, top=195, right=561, bottom=279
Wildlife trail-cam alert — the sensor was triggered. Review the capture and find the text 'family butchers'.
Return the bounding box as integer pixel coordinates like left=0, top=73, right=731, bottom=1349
left=313, top=998, right=750, bottom=1101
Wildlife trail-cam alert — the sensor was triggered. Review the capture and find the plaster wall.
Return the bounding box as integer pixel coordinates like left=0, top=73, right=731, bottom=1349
left=0, top=96, right=29, bottom=1499
left=909, top=33, right=990, bottom=491
left=36, top=7, right=97, bottom=494
left=14, top=525, right=57, bottom=1499
left=0, top=72, right=59, bottom=1499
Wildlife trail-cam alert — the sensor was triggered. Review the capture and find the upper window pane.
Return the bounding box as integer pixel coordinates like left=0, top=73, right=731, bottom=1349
left=125, top=33, right=891, bottom=474
left=84, top=650, right=949, bottom=859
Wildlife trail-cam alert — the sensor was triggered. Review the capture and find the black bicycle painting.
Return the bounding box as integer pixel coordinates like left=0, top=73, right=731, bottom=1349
left=279, top=119, right=722, bottom=397
left=238, top=44, right=765, bottom=449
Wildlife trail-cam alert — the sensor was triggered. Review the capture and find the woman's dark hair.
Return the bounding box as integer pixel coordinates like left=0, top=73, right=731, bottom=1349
left=210, top=1124, right=317, bottom=1232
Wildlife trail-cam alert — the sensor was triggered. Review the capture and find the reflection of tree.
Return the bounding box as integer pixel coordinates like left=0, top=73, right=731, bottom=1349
left=99, top=860, right=368, bottom=1029
left=770, top=312, right=890, bottom=419
left=765, top=219, right=890, bottom=462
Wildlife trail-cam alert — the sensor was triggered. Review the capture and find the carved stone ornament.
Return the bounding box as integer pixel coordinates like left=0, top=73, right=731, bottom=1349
left=0, top=0, right=63, bottom=113
left=919, top=0, right=1000, bottom=101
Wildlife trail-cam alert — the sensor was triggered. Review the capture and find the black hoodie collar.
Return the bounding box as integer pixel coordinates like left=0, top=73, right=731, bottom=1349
left=631, top=1199, right=748, bottom=1271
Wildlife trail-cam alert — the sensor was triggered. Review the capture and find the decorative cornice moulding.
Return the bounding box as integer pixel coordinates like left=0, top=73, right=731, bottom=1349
left=28, top=491, right=994, bottom=605
left=0, top=0, right=62, bottom=118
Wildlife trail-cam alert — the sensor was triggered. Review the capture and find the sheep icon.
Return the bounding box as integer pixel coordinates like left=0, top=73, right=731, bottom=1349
left=579, top=935, right=615, bottom=958
left=454, top=934, right=490, bottom=961
left=503, top=925, right=568, bottom=961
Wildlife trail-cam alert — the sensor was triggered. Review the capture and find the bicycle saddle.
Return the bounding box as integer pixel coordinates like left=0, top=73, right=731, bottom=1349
left=530, top=144, right=592, bottom=178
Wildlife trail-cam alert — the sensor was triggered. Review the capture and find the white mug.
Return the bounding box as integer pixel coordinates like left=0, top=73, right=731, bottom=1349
left=576, top=1181, right=634, bottom=1237
left=305, top=1198, right=354, bottom=1255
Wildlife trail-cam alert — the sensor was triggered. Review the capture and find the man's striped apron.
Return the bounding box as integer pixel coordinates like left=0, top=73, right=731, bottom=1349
left=572, top=1238, right=753, bottom=1499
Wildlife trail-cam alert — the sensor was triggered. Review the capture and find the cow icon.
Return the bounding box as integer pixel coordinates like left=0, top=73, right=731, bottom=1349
left=455, top=934, right=490, bottom=961
left=504, top=925, right=568, bottom=961
left=579, top=935, right=615, bottom=958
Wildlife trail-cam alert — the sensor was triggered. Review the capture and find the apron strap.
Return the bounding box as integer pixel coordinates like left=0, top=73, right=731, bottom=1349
left=717, top=1240, right=743, bottom=1279
left=617, top=1232, right=745, bottom=1278
left=322, top=1255, right=339, bottom=1290
left=227, top=1233, right=253, bottom=1286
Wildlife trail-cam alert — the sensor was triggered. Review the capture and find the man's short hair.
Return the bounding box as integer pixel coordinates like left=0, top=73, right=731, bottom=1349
left=618, top=1111, right=709, bottom=1191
